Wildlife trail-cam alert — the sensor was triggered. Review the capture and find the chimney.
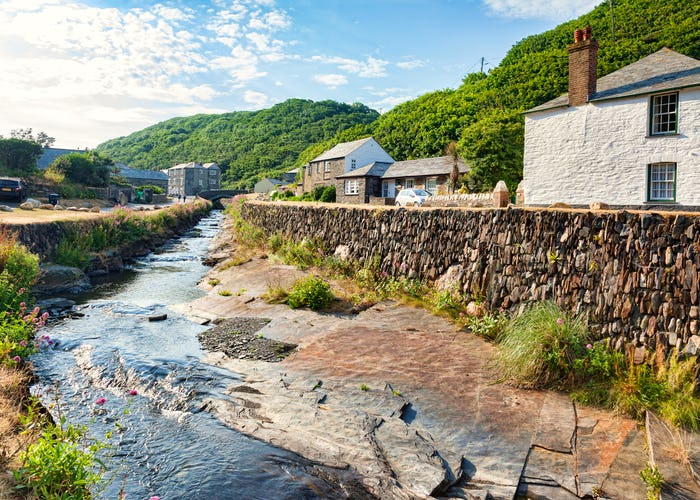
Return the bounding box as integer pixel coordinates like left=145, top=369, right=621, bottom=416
left=567, top=27, right=598, bottom=106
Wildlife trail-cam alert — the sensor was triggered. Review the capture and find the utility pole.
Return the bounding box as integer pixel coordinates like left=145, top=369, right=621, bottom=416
left=609, top=0, right=616, bottom=42
left=480, top=57, right=485, bottom=74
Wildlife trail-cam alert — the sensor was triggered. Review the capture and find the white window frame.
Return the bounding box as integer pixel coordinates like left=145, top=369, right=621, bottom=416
left=425, top=177, right=437, bottom=195
left=344, top=179, right=359, bottom=195
left=324, top=161, right=331, bottom=173
left=650, top=92, right=678, bottom=136
left=404, top=178, right=415, bottom=189
left=647, top=162, right=676, bottom=202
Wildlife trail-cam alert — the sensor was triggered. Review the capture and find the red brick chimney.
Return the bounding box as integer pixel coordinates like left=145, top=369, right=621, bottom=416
left=567, top=27, right=598, bottom=106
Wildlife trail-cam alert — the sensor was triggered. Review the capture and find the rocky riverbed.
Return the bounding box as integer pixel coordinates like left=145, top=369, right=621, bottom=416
left=172, top=215, right=689, bottom=499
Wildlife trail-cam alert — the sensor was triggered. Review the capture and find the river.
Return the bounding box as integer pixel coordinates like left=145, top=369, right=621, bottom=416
left=31, top=211, right=363, bottom=499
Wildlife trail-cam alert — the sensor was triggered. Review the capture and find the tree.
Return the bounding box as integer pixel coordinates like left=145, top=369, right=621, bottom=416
left=445, top=141, right=460, bottom=194
left=10, top=128, right=55, bottom=148
left=0, top=139, right=43, bottom=177
left=47, top=151, right=113, bottom=187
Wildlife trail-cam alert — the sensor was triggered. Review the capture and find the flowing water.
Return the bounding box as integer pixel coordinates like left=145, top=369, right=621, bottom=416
left=31, top=211, right=362, bottom=499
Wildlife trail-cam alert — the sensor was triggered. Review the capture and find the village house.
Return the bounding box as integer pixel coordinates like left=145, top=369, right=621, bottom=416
left=167, top=162, right=221, bottom=197
left=254, top=177, right=284, bottom=194
left=522, top=27, right=700, bottom=208
left=302, top=137, right=394, bottom=193
left=113, top=163, right=168, bottom=191
left=335, top=155, right=468, bottom=204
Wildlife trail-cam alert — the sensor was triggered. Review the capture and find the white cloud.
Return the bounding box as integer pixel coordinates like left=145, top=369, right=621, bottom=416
left=243, top=90, right=268, bottom=107
left=396, top=59, right=426, bottom=70
left=482, top=0, right=600, bottom=20
left=311, top=55, right=389, bottom=78
left=313, top=74, right=348, bottom=88
left=368, top=94, right=414, bottom=112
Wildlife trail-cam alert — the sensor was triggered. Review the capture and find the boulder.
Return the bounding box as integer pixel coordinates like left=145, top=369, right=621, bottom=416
left=334, top=244, right=351, bottom=261
left=548, top=202, right=572, bottom=209
left=54, top=204, right=66, bottom=210
left=33, top=265, right=91, bottom=295
left=589, top=201, right=611, bottom=210
left=684, top=335, right=700, bottom=356
left=435, top=265, right=464, bottom=292
left=35, top=297, right=76, bottom=316
left=90, top=206, right=101, bottom=213
left=67, top=206, right=78, bottom=211
left=0, top=205, right=13, bottom=212
left=25, top=198, right=41, bottom=208
left=39, top=203, right=55, bottom=210
left=18, top=202, right=34, bottom=210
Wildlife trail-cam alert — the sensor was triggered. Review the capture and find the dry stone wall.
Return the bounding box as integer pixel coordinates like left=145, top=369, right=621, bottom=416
left=242, top=201, right=700, bottom=354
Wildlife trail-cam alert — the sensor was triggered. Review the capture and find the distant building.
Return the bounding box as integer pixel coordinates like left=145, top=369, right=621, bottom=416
left=254, top=178, right=284, bottom=194
left=282, top=168, right=299, bottom=184
left=114, top=163, right=168, bottom=190
left=36, top=147, right=85, bottom=170
left=167, top=162, right=221, bottom=196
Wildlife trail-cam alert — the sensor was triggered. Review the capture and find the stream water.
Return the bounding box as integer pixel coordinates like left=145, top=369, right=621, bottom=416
left=31, top=211, right=360, bottom=499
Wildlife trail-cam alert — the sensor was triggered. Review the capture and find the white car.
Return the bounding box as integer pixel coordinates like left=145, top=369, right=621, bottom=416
left=395, top=188, right=432, bottom=207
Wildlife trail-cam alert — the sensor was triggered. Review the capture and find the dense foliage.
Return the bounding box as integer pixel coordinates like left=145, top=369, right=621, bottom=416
left=0, top=139, right=43, bottom=177
left=97, top=0, right=699, bottom=192
left=96, top=99, right=378, bottom=190
left=46, top=151, right=113, bottom=187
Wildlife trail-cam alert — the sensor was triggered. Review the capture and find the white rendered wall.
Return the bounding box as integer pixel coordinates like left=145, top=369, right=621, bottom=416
left=523, top=88, right=700, bottom=206
left=344, top=138, right=394, bottom=172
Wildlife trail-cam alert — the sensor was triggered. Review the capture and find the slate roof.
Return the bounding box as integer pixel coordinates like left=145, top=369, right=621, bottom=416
left=203, top=162, right=220, bottom=170
left=311, top=137, right=373, bottom=162
left=36, top=147, right=84, bottom=170
left=381, top=156, right=468, bottom=179
left=527, top=48, right=700, bottom=114
left=169, top=162, right=200, bottom=170
left=336, top=162, right=393, bottom=179
left=116, top=164, right=168, bottom=181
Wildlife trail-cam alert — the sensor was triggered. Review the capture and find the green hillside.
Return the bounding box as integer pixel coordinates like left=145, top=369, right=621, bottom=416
left=96, top=99, right=378, bottom=189
left=298, top=0, right=700, bottom=191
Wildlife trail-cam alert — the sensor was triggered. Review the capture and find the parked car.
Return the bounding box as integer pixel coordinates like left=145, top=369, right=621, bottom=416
left=0, top=177, right=26, bottom=202
left=395, top=188, right=431, bottom=207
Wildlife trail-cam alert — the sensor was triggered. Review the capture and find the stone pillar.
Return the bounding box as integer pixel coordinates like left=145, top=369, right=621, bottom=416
left=493, top=180, right=509, bottom=208
left=515, top=181, right=525, bottom=206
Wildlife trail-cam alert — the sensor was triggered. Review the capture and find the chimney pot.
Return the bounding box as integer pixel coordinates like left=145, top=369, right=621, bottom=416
left=574, top=29, right=583, bottom=43
left=567, top=29, right=598, bottom=106
left=583, top=26, right=592, bottom=40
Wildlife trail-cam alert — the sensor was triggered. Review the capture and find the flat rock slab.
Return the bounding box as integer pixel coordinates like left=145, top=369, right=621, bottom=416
left=646, top=411, right=700, bottom=500
left=187, top=238, right=647, bottom=499
left=601, top=427, right=649, bottom=499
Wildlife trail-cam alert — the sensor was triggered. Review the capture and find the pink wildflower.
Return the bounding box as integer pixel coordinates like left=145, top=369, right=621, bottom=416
left=95, top=397, right=107, bottom=406
left=19, top=340, right=27, bottom=347
left=149, top=496, right=160, bottom=500
left=18, top=288, right=26, bottom=295
left=556, top=318, right=564, bottom=325
left=128, top=389, right=138, bottom=396
left=586, top=343, right=593, bottom=349
left=12, top=356, right=21, bottom=363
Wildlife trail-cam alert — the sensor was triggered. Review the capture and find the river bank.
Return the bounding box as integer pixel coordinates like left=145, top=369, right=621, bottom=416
left=175, top=213, right=655, bottom=499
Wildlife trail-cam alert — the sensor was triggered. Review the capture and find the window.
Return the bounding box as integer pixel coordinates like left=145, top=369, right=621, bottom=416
left=316, top=164, right=320, bottom=174
left=647, top=162, right=676, bottom=202
left=404, top=178, right=414, bottom=189
left=324, top=161, right=331, bottom=172
left=425, top=178, right=437, bottom=195
left=307, top=164, right=312, bottom=175
left=344, top=179, right=359, bottom=195
left=650, top=93, right=678, bottom=135
left=351, top=159, right=356, bottom=170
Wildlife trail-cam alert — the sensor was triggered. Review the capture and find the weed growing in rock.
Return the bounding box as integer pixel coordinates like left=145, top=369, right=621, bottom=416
left=496, top=301, right=589, bottom=388
left=218, top=289, right=232, bottom=297
left=360, top=384, right=369, bottom=392
left=286, top=276, right=334, bottom=310
left=639, top=463, right=664, bottom=500
left=463, top=312, right=507, bottom=341
left=262, top=283, right=289, bottom=304
left=208, top=278, right=220, bottom=286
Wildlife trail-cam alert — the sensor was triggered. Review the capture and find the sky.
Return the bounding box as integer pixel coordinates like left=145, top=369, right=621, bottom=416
left=0, top=0, right=600, bottom=149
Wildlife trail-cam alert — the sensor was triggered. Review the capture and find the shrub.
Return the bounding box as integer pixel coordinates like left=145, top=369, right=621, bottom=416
left=54, top=238, right=90, bottom=268
left=464, top=312, right=507, bottom=341
left=496, top=301, right=589, bottom=388
left=15, top=416, right=106, bottom=498
left=286, top=276, right=334, bottom=310
left=0, top=229, right=39, bottom=313
left=318, top=186, right=335, bottom=203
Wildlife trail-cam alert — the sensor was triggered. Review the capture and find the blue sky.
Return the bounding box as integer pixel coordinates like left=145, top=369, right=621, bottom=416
left=0, top=0, right=600, bottom=148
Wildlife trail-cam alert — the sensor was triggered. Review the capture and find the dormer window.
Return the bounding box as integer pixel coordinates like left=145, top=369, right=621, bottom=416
left=649, top=92, right=678, bottom=135
left=351, top=159, right=356, bottom=170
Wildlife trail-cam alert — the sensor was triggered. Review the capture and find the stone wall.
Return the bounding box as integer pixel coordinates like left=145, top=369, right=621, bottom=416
left=242, top=201, right=700, bottom=354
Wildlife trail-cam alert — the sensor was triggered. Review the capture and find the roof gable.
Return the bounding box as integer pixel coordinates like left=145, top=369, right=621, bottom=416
left=336, top=161, right=393, bottom=178
left=527, top=48, right=700, bottom=114
left=311, top=137, right=374, bottom=162
left=382, top=156, right=468, bottom=179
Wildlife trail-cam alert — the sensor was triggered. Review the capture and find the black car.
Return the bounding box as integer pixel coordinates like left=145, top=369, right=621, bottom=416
left=0, top=177, right=26, bottom=202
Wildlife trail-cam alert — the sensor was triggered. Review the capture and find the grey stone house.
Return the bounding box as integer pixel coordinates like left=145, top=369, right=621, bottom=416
left=114, top=163, right=168, bottom=190
left=167, top=162, right=221, bottom=196
left=302, top=137, right=394, bottom=193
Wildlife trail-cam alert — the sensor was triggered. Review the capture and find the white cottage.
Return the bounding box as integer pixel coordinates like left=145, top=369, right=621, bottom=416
left=523, top=28, right=700, bottom=208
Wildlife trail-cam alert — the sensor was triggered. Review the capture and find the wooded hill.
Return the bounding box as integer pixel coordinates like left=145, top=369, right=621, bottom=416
left=96, top=100, right=378, bottom=189
left=97, top=0, right=700, bottom=191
